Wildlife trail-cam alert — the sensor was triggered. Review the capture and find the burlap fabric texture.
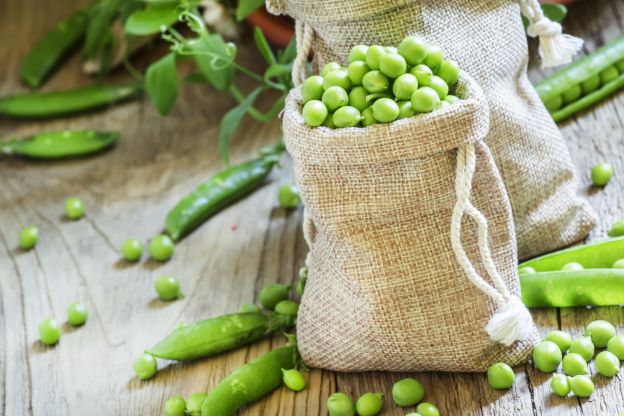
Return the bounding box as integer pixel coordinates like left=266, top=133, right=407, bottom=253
left=268, top=0, right=596, bottom=260
left=281, top=72, right=539, bottom=372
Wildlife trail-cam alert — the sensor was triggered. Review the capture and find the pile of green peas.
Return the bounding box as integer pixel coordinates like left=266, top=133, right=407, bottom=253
left=299, top=36, right=462, bottom=128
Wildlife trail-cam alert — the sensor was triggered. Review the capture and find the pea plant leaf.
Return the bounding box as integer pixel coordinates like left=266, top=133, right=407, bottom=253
left=236, top=0, right=265, bottom=21
left=278, top=36, right=297, bottom=64
left=264, top=63, right=291, bottom=81
left=145, top=53, right=179, bottom=115
left=522, top=4, right=567, bottom=29
left=83, top=0, right=124, bottom=58
left=218, top=87, right=264, bottom=163
left=254, top=27, right=276, bottom=65
left=190, top=34, right=236, bottom=91
left=124, top=3, right=180, bottom=35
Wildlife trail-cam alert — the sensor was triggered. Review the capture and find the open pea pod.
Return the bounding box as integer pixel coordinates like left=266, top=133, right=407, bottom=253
left=1, top=130, right=119, bottom=159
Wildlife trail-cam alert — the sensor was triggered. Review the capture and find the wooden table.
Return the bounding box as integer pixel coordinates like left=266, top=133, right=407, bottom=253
left=1, top=0, right=623, bottom=414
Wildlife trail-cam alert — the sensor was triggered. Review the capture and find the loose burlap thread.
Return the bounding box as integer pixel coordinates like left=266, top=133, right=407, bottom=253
left=268, top=0, right=596, bottom=260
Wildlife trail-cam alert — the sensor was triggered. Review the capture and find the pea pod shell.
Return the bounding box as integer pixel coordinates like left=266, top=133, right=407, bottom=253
left=165, top=157, right=277, bottom=241
left=20, top=8, right=89, bottom=88
left=147, top=313, right=283, bottom=361
left=2, top=130, right=119, bottom=159
left=521, top=269, right=624, bottom=308
left=201, top=345, right=298, bottom=416
left=0, top=84, right=141, bottom=119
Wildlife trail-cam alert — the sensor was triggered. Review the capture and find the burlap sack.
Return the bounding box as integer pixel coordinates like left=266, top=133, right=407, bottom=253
left=282, top=73, right=539, bottom=372
left=268, top=0, right=596, bottom=260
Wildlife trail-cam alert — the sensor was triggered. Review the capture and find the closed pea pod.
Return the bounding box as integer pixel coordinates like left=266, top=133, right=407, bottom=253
left=1, top=130, right=119, bottom=159
left=259, top=283, right=291, bottom=310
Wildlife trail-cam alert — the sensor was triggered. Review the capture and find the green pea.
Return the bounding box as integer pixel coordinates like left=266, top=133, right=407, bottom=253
left=321, top=62, right=342, bottom=77
left=545, top=330, right=572, bottom=352
left=164, top=396, right=186, bottom=416
left=416, top=402, right=440, bottom=416
left=580, top=75, right=601, bottom=95
left=398, top=36, right=428, bottom=66
left=393, top=73, right=419, bottom=101
left=323, top=114, right=336, bottom=128
left=366, top=45, right=386, bottom=70
left=438, top=101, right=450, bottom=110
left=410, top=64, right=433, bottom=86
left=348, top=61, right=370, bottom=86
left=122, top=238, right=143, bottom=261
left=436, top=59, right=460, bottom=86
left=569, top=337, right=594, bottom=361
left=595, top=350, right=620, bottom=377
left=544, top=95, right=563, bottom=112
left=397, top=101, right=415, bottom=119
left=282, top=368, right=306, bottom=391
left=149, top=234, right=175, bottom=261
left=591, top=162, right=613, bottom=186
left=327, top=392, right=356, bottom=416
left=379, top=52, right=407, bottom=78
left=348, top=87, right=370, bottom=112
left=585, top=319, right=615, bottom=347
left=64, top=196, right=85, bottom=219
left=259, top=283, right=291, bottom=310
left=132, top=353, right=157, bottom=380
left=239, top=303, right=262, bottom=313
left=423, top=45, right=443, bottom=70
left=562, top=353, right=588, bottom=376
left=186, top=392, right=207, bottom=416
left=38, top=317, right=61, bottom=345
left=372, top=98, right=399, bottom=123
left=349, top=45, right=369, bottom=63
left=612, top=258, right=624, bottom=268
left=392, top=377, right=424, bottom=406
left=569, top=375, right=594, bottom=398
left=274, top=299, right=299, bottom=318
left=278, top=184, right=300, bottom=208
left=361, top=107, right=376, bottom=127
left=333, top=106, right=362, bottom=128
left=355, top=392, right=383, bottom=416
left=67, top=302, right=88, bottom=326
left=362, top=70, right=389, bottom=93
left=444, top=94, right=460, bottom=104
left=608, top=219, right=624, bottom=237
left=154, top=275, right=182, bottom=301
left=532, top=341, right=563, bottom=372
left=323, top=69, right=351, bottom=91
left=322, top=86, right=349, bottom=112
left=607, top=335, right=624, bottom=359
left=600, top=65, right=620, bottom=84
left=384, top=46, right=398, bottom=54
left=549, top=374, right=571, bottom=397
left=561, top=84, right=582, bottom=104
left=487, top=362, right=515, bottom=389
left=301, top=75, right=324, bottom=103
left=518, top=266, right=536, bottom=274
left=561, top=262, right=583, bottom=271
left=411, top=87, right=440, bottom=113
left=19, top=225, right=39, bottom=250
left=429, top=76, right=449, bottom=100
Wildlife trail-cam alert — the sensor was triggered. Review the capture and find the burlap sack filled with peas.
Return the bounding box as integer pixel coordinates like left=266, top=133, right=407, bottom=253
left=268, top=0, right=596, bottom=260
left=282, top=71, right=539, bottom=372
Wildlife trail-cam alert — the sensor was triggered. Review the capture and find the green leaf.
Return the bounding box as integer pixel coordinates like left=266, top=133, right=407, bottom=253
left=84, top=0, right=123, bottom=58
left=264, top=63, right=291, bottom=81
left=218, top=87, right=264, bottom=163
left=254, top=27, right=276, bottom=64
left=278, top=36, right=296, bottom=64
left=185, top=73, right=208, bottom=84
left=236, top=0, right=265, bottom=21
left=124, top=4, right=180, bottom=35
left=522, top=3, right=567, bottom=29
left=190, top=34, right=235, bottom=91
left=145, top=53, right=178, bottom=115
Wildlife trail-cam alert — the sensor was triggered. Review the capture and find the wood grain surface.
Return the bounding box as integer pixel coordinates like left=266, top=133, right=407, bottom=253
left=1, top=0, right=623, bottom=415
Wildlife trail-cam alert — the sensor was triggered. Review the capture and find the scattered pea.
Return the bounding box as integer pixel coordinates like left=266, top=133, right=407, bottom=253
left=259, top=283, right=291, bottom=310
left=38, top=317, right=61, bottom=346
left=416, top=402, right=440, bottom=416
left=607, top=335, right=624, bottom=359
left=545, top=330, right=572, bottom=353
left=149, top=234, right=175, bottom=261
left=549, top=374, right=571, bottom=397
left=349, top=45, right=369, bottom=63
left=561, top=262, right=583, bottom=271
left=186, top=392, right=208, bottom=416
left=327, top=392, right=356, bottom=416
left=274, top=300, right=299, bottom=318
left=532, top=341, right=563, bottom=372
left=239, top=303, right=262, bottom=313
left=569, top=375, right=594, bottom=398
left=64, top=197, right=85, bottom=220
left=154, top=275, right=182, bottom=301
left=282, top=368, right=306, bottom=391
left=67, top=302, right=88, bottom=326
left=487, top=362, right=515, bottom=389
left=518, top=266, right=536, bottom=274
left=278, top=184, right=301, bottom=209
left=585, top=319, right=616, bottom=347
left=301, top=75, right=324, bottom=103
left=132, top=353, right=157, bottom=380
left=569, top=337, right=595, bottom=362
left=595, top=350, right=620, bottom=377
left=122, top=238, right=143, bottom=262
left=164, top=396, right=186, bottom=416
left=591, top=162, right=613, bottom=187
left=302, top=100, right=329, bottom=127
left=19, top=225, right=39, bottom=250
left=355, top=392, right=383, bottom=416
left=392, top=377, right=424, bottom=406
left=608, top=219, right=624, bottom=237
left=333, top=106, right=362, bottom=128
left=562, top=353, right=588, bottom=376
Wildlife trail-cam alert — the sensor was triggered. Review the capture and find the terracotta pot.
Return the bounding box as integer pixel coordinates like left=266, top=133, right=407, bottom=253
left=246, top=8, right=295, bottom=49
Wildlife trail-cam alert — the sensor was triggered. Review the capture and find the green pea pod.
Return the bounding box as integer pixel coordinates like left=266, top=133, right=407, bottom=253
left=518, top=237, right=624, bottom=271
left=146, top=312, right=289, bottom=361
left=520, top=269, right=624, bottom=308
left=1, top=130, right=119, bottom=159
left=201, top=344, right=298, bottom=416
left=0, top=84, right=141, bottom=119
left=164, top=148, right=282, bottom=241
left=20, top=8, right=89, bottom=88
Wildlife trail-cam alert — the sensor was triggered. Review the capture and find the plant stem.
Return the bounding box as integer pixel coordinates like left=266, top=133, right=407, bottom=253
left=228, top=85, right=286, bottom=122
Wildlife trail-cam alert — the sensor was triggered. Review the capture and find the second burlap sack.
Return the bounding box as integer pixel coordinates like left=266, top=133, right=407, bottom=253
left=268, top=0, right=596, bottom=260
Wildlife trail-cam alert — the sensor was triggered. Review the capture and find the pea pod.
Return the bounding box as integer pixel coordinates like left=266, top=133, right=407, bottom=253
left=536, top=36, right=624, bottom=122
left=0, top=83, right=141, bottom=119
left=520, top=269, right=624, bottom=308
left=1, top=130, right=119, bottom=159
left=201, top=344, right=298, bottom=416
left=164, top=143, right=284, bottom=241
left=146, top=312, right=290, bottom=361
left=20, top=8, right=89, bottom=88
